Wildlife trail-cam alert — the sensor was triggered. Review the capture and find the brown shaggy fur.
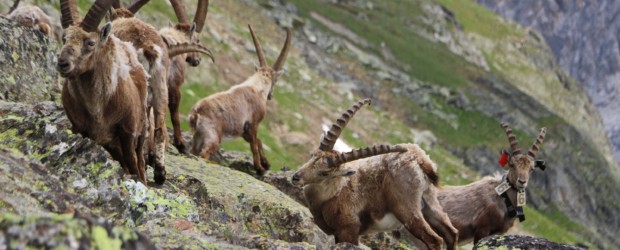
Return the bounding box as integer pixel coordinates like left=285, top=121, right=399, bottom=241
left=58, top=23, right=148, bottom=184
left=7, top=5, right=53, bottom=38
left=111, top=14, right=170, bottom=185
left=292, top=99, right=457, bottom=250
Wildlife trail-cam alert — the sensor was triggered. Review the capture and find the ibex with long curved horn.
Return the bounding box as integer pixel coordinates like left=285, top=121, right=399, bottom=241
left=189, top=25, right=291, bottom=175
left=6, top=0, right=54, bottom=38
left=291, top=99, right=458, bottom=250
left=411, top=123, right=547, bottom=247
left=161, top=0, right=214, bottom=154
left=57, top=0, right=148, bottom=184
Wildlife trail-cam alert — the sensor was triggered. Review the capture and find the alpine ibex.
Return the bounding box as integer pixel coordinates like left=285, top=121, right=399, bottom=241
left=106, top=0, right=172, bottom=184
left=57, top=0, right=148, bottom=184
left=6, top=0, right=53, bottom=38
left=162, top=0, right=214, bottom=154
left=291, top=99, right=458, bottom=250
left=189, top=25, right=291, bottom=175
left=415, top=123, right=547, bottom=246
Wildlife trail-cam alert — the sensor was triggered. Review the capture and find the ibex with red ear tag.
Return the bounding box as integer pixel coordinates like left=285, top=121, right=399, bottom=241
left=291, top=99, right=458, bottom=250
left=57, top=0, right=148, bottom=184
left=415, top=123, right=547, bottom=247
left=189, top=25, right=291, bottom=175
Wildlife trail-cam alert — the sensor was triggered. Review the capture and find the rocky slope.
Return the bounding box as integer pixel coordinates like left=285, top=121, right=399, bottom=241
left=475, top=0, right=620, bottom=166
left=0, top=0, right=618, bottom=249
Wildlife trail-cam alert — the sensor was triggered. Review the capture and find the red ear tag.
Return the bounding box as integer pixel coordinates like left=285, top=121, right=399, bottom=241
left=498, top=152, right=509, bottom=167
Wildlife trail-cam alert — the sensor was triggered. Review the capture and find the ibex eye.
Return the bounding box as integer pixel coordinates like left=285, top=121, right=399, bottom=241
left=320, top=172, right=330, bottom=177
left=86, top=40, right=95, bottom=47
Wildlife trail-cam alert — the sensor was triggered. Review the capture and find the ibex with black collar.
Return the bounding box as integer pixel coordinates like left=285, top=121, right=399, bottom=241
left=291, top=99, right=458, bottom=250
left=57, top=0, right=148, bottom=184
left=414, top=123, right=547, bottom=246
left=189, top=25, right=290, bottom=175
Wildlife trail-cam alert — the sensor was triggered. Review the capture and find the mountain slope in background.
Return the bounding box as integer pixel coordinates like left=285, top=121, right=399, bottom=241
left=0, top=0, right=619, bottom=248
left=475, top=0, right=620, bottom=167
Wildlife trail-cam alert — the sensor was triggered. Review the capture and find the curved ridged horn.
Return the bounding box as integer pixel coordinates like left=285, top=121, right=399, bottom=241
left=111, top=0, right=120, bottom=9
left=127, top=0, right=150, bottom=14
left=500, top=122, right=521, bottom=155
left=328, top=145, right=407, bottom=168
left=60, top=0, right=79, bottom=29
left=319, top=98, right=372, bottom=151
left=168, top=43, right=214, bottom=62
left=81, top=0, right=114, bottom=32
left=169, top=0, right=189, bottom=24
left=193, top=0, right=209, bottom=32
left=248, top=24, right=266, bottom=67
left=8, top=0, right=20, bottom=14
left=272, top=28, right=291, bottom=72
left=528, top=127, right=547, bottom=157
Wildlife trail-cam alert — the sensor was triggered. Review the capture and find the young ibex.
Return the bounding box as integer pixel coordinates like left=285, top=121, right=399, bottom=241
left=6, top=0, right=53, bottom=38
left=106, top=0, right=172, bottom=184
left=57, top=0, right=148, bottom=184
left=161, top=0, right=214, bottom=154
left=291, top=99, right=458, bottom=250
left=189, top=25, right=291, bottom=175
left=417, top=123, right=547, bottom=246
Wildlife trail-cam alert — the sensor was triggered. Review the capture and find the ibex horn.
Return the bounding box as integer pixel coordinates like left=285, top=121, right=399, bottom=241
left=319, top=98, right=372, bottom=151
left=127, top=0, right=150, bottom=14
left=168, top=43, right=214, bottom=62
left=8, top=0, right=20, bottom=14
left=272, top=28, right=292, bottom=72
left=248, top=24, right=266, bottom=67
left=500, top=122, right=521, bottom=155
left=528, top=127, right=547, bottom=157
left=328, top=144, right=407, bottom=168
left=193, top=0, right=209, bottom=32
left=81, top=0, right=114, bottom=32
left=111, top=0, right=120, bottom=9
left=169, top=0, right=189, bottom=24
left=60, top=0, right=79, bottom=29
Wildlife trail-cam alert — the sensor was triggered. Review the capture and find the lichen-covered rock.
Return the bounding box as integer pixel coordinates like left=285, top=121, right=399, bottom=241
left=0, top=100, right=331, bottom=249
left=0, top=213, right=157, bottom=250
left=474, top=235, right=586, bottom=250
left=0, top=17, right=59, bottom=103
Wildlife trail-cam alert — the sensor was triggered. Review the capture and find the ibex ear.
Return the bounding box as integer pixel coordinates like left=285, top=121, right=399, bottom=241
left=190, top=22, right=196, bottom=35
left=160, top=34, right=171, bottom=47
left=100, top=22, right=112, bottom=42
left=535, top=160, right=546, bottom=171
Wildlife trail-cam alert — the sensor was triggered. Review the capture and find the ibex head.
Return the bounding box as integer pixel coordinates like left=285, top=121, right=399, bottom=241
left=57, top=0, right=114, bottom=77
left=169, top=0, right=210, bottom=66
left=499, top=122, right=547, bottom=189
left=247, top=25, right=291, bottom=100
left=292, top=99, right=407, bottom=186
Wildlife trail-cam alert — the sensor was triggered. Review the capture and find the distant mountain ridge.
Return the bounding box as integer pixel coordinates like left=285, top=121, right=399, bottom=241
left=476, top=0, right=620, bottom=166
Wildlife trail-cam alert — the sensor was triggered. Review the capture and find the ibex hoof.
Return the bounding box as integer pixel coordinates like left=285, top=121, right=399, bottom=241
left=154, top=170, right=166, bottom=185
left=255, top=167, right=267, bottom=176
left=175, top=143, right=189, bottom=155
left=260, top=159, right=271, bottom=170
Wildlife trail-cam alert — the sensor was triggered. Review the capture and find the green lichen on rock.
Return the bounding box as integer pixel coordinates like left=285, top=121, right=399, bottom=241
left=0, top=17, right=59, bottom=104
left=474, top=235, right=586, bottom=250
left=0, top=213, right=155, bottom=249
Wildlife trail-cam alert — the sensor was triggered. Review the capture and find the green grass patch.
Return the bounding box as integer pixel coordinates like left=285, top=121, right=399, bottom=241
left=521, top=207, right=593, bottom=247
left=288, top=0, right=476, bottom=88
left=435, top=0, right=521, bottom=39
